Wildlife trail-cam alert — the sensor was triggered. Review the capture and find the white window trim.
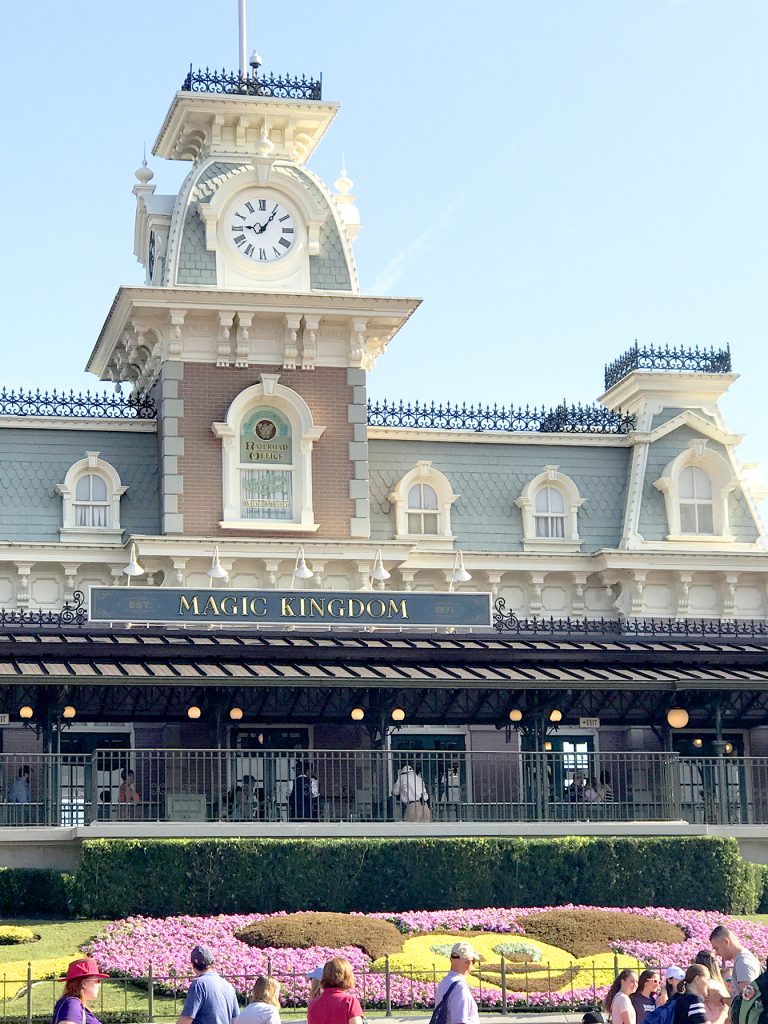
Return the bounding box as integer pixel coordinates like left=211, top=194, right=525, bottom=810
left=212, top=374, right=325, bottom=532
left=515, top=465, right=583, bottom=553
left=653, top=439, right=737, bottom=542
left=56, top=452, right=126, bottom=545
left=388, top=461, right=458, bottom=546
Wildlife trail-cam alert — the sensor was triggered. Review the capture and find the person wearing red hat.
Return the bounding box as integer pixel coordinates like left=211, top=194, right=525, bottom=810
left=53, top=958, right=109, bottom=1024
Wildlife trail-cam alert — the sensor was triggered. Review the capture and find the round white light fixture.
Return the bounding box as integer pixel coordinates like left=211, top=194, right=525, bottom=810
left=666, top=707, right=689, bottom=729
left=229, top=707, right=244, bottom=721
left=19, top=706, right=34, bottom=720
left=391, top=707, right=406, bottom=722
left=508, top=708, right=523, bottom=723
left=693, top=737, right=703, bottom=748
left=351, top=707, right=365, bottom=721
left=62, top=705, right=76, bottom=720
left=549, top=709, right=563, bottom=723
left=187, top=705, right=202, bottom=720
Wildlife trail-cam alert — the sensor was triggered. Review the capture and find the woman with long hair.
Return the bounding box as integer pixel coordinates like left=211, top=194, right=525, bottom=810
left=673, top=965, right=710, bottom=1024
left=604, top=970, right=639, bottom=1024
left=238, top=976, right=282, bottom=1024
left=658, top=967, right=685, bottom=1006
left=631, top=970, right=661, bottom=1024
left=307, top=958, right=363, bottom=1024
left=693, top=953, right=730, bottom=1024
left=53, top=959, right=109, bottom=1024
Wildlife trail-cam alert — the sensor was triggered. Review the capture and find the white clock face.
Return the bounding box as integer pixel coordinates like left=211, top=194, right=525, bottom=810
left=228, top=193, right=296, bottom=263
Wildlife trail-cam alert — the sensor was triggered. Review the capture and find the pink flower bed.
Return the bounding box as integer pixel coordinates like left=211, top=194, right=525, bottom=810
left=84, top=906, right=768, bottom=1010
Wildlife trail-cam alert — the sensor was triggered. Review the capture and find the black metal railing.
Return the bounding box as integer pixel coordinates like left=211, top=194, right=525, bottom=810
left=0, top=592, right=87, bottom=629
left=604, top=343, right=732, bottom=391
left=182, top=66, right=322, bottom=100
left=367, top=399, right=635, bottom=434
left=492, top=598, right=768, bottom=638
left=0, top=388, right=155, bottom=419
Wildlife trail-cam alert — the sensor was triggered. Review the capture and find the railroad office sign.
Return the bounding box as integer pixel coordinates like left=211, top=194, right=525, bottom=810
left=88, top=587, right=493, bottom=628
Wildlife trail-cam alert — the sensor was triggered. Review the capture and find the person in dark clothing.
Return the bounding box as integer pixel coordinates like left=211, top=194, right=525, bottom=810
left=631, top=970, right=661, bottom=1024
left=673, top=965, right=710, bottom=1024
left=288, top=761, right=319, bottom=821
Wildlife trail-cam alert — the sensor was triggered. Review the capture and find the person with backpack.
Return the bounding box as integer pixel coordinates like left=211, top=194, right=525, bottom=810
left=604, top=970, right=639, bottom=1024
left=288, top=761, right=319, bottom=821
left=433, top=942, right=481, bottom=1024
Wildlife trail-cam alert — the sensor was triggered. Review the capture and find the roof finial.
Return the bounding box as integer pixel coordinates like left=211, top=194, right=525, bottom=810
left=135, top=146, right=154, bottom=184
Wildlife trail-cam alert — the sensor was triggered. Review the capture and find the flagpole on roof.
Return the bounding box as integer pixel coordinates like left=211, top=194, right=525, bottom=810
left=238, top=0, right=247, bottom=76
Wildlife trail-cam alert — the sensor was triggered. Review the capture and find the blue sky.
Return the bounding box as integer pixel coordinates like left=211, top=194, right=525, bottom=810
left=1, top=1, right=766, bottom=473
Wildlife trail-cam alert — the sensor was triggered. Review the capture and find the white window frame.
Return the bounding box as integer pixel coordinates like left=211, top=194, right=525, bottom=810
left=515, top=466, right=583, bottom=552
left=56, top=452, right=126, bottom=544
left=212, top=374, right=325, bottom=532
left=388, top=461, right=458, bottom=545
left=653, top=439, right=737, bottom=543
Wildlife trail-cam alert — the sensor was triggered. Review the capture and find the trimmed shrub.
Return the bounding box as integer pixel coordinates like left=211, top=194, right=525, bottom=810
left=0, top=868, right=71, bottom=916
left=0, top=925, right=36, bottom=944
left=235, top=912, right=404, bottom=959
left=71, top=835, right=765, bottom=918
left=521, top=909, right=684, bottom=958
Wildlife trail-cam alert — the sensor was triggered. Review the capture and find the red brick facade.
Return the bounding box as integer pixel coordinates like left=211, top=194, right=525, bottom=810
left=177, top=364, right=355, bottom=537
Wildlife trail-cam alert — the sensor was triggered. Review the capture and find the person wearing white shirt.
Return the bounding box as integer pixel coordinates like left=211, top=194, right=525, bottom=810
left=391, top=765, right=427, bottom=819
left=238, top=976, right=281, bottom=1024
left=434, top=942, right=480, bottom=1024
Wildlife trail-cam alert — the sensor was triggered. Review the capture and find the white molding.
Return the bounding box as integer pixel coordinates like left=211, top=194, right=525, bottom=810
left=218, top=521, right=321, bottom=533
left=0, top=417, right=156, bottom=433
left=55, top=453, right=127, bottom=539
left=368, top=427, right=630, bottom=447
left=515, top=466, right=583, bottom=550
left=637, top=409, right=742, bottom=447
left=654, top=439, right=737, bottom=539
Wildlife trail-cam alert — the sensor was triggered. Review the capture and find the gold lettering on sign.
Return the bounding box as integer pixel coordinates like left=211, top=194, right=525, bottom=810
left=177, top=592, right=411, bottom=621
left=179, top=595, right=200, bottom=615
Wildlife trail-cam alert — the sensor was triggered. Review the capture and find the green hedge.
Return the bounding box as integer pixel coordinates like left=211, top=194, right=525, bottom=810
left=0, top=867, right=71, bottom=916
left=69, top=835, right=764, bottom=917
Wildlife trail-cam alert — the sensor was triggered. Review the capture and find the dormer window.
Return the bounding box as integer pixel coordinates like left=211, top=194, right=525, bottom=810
left=654, top=439, right=736, bottom=542
left=679, top=466, right=714, bottom=535
left=56, top=453, right=126, bottom=545
left=534, top=486, right=566, bottom=539
left=407, top=482, right=439, bottom=535
left=74, top=474, right=110, bottom=528
left=515, top=466, right=583, bottom=552
left=388, top=462, right=458, bottom=544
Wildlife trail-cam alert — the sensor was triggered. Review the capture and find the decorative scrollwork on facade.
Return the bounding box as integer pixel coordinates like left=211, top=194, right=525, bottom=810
left=604, top=343, right=732, bottom=391
left=367, top=399, right=635, bottom=434
left=181, top=66, right=322, bottom=101
left=0, top=591, right=87, bottom=629
left=492, top=597, right=768, bottom=637
left=0, top=389, right=155, bottom=419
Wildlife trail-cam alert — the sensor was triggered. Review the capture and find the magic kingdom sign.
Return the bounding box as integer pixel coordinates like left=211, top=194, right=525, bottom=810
left=88, top=587, right=492, bottom=629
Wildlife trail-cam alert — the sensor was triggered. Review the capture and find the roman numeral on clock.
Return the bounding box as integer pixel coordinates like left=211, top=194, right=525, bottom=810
left=244, top=244, right=254, bottom=257
left=259, top=248, right=267, bottom=261
left=233, top=234, right=246, bottom=246
left=282, top=227, right=294, bottom=234
left=258, top=199, right=267, bottom=211
left=273, top=247, right=282, bottom=258
left=245, top=202, right=254, bottom=213
left=278, top=237, right=291, bottom=248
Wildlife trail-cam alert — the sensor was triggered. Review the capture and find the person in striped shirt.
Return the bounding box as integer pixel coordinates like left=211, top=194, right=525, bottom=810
left=673, top=965, right=710, bottom=1024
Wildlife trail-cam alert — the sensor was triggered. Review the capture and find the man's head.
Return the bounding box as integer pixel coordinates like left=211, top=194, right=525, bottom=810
left=710, top=925, right=742, bottom=960
left=582, top=1013, right=604, bottom=1024
left=190, top=946, right=215, bottom=973
left=449, top=941, right=481, bottom=975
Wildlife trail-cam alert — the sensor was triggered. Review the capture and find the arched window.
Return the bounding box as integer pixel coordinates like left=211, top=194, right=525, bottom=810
left=56, top=453, right=126, bottom=543
left=654, top=439, right=736, bottom=541
left=213, top=374, right=325, bottom=532
left=74, top=474, right=110, bottom=527
left=679, top=466, right=714, bottom=535
left=534, top=486, right=566, bottom=538
left=388, top=462, right=459, bottom=542
left=407, top=482, right=439, bottom=535
left=515, top=467, right=583, bottom=552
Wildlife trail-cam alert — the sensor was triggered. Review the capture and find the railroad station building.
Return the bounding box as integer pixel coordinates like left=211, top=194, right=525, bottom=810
left=0, top=62, right=767, bottom=855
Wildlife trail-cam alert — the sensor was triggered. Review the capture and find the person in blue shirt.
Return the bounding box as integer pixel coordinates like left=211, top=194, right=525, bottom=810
left=177, top=946, right=239, bottom=1024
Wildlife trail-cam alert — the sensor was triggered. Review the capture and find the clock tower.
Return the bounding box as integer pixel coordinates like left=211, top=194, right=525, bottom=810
left=86, top=64, right=420, bottom=541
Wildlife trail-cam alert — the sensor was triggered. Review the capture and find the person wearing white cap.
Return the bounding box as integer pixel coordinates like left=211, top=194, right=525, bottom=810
left=657, top=967, right=685, bottom=1007
left=433, top=942, right=481, bottom=1024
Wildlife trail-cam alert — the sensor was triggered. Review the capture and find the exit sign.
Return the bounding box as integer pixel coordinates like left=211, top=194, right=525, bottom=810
left=0, top=714, right=9, bottom=725
left=579, top=717, right=601, bottom=729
